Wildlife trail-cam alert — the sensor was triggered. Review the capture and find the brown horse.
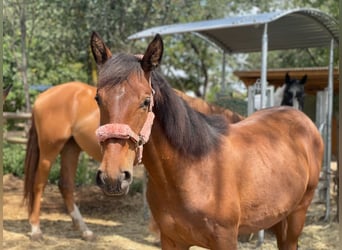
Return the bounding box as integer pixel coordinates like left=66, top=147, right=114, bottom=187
left=23, top=81, right=243, bottom=241
left=91, top=32, right=323, bottom=250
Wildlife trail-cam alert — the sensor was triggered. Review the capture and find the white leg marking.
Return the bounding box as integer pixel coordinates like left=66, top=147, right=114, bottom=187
left=31, top=223, right=42, bottom=235
left=70, top=204, right=93, bottom=238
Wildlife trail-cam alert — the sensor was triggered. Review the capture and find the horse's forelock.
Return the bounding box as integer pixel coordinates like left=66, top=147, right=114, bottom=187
left=98, top=53, right=142, bottom=88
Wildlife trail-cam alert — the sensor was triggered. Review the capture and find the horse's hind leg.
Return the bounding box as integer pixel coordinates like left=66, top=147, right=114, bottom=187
left=272, top=191, right=315, bottom=250
left=29, top=145, right=62, bottom=240
left=59, top=137, right=94, bottom=241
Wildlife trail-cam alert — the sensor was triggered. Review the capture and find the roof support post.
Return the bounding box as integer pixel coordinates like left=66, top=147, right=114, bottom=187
left=260, top=24, right=268, bottom=108
left=324, top=38, right=334, bottom=221
left=221, top=52, right=226, bottom=92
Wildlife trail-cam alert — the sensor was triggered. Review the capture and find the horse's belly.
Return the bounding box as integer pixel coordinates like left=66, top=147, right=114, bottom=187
left=238, top=190, right=305, bottom=233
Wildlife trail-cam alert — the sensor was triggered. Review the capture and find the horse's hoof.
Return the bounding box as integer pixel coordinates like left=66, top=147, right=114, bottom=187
left=30, top=232, right=43, bottom=241
left=82, top=230, right=95, bottom=241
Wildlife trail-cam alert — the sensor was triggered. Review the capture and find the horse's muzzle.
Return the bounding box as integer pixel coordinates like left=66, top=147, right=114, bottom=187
left=95, top=170, right=132, bottom=196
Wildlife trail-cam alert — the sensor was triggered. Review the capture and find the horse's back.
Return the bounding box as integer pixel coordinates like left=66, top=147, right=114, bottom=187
left=173, top=88, right=244, bottom=123
left=34, top=82, right=96, bottom=108
left=231, top=106, right=323, bottom=178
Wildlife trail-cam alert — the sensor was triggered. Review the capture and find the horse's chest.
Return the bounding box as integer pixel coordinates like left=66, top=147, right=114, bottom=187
left=153, top=204, right=212, bottom=246
left=148, top=186, right=228, bottom=246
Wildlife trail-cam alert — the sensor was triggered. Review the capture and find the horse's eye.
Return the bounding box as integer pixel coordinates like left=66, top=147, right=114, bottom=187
left=142, top=98, right=151, bottom=108
left=94, top=94, right=100, bottom=105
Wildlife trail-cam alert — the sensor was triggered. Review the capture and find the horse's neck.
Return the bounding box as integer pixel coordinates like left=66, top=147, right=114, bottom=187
left=143, top=121, right=192, bottom=192
left=144, top=126, right=176, bottom=176
left=273, top=84, right=285, bottom=106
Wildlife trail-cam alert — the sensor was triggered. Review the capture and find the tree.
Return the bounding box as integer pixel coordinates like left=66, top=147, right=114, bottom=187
left=4, top=0, right=31, bottom=112
left=3, top=0, right=338, bottom=112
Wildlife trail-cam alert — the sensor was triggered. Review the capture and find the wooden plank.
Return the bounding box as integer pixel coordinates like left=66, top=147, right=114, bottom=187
left=3, top=112, right=31, bottom=119
left=5, top=137, right=28, bottom=144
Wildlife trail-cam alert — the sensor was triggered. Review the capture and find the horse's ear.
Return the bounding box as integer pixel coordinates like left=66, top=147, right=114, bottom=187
left=90, top=31, right=112, bottom=66
left=285, top=72, right=291, bottom=83
left=300, top=74, right=307, bottom=85
left=141, top=34, right=163, bottom=72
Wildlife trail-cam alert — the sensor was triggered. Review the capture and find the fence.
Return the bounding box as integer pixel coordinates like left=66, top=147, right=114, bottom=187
left=3, top=112, right=31, bottom=144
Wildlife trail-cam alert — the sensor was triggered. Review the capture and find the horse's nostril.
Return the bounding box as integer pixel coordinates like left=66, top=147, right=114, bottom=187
left=122, top=171, right=132, bottom=182
left=96, top=170, right=105, bottom=186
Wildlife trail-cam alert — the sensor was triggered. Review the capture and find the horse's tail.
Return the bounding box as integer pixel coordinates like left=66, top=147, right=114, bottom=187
left=23, top=112, right=40, bottom=215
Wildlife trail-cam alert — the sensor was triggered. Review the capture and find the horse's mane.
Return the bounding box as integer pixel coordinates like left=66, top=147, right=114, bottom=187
left=151, top=71, right=228, bottom=158
left=98, top=53, right=228, bottom=158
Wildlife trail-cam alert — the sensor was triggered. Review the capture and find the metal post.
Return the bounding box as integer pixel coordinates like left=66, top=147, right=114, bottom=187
left=221, top=52, right=226, bottom=92
left=260, top=24, right=268, bottom=108
left=324, top=39, right=334, bottom=221
left=256, top=23, right=268, bottom=246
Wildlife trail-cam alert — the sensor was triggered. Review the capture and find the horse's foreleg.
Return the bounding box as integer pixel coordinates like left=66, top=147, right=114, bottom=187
left=59, top=138, right=94, bottom=241
left=209, top=226, right=239, bottom=250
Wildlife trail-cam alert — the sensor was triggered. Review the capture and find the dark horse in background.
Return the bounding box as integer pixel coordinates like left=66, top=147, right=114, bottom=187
left=281, top=73, right=307, bottom=110
left=23, top=81, right=243, bottom=240
left=254, top=73, right=307, bottom=111
left=91, top=32, right=323, bottom=250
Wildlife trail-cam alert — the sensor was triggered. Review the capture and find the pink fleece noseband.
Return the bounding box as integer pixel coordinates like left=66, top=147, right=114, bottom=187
left=95, top=78, right=155, bottom=165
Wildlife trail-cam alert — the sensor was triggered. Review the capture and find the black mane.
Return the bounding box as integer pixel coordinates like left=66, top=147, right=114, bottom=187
left=151, top=71, right=228, bottom=158
left=98, top=52, right=228, bottom=158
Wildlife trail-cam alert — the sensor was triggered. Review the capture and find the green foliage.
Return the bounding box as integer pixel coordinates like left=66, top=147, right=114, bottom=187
left=129, top=178, right=144, bottom=195
left=214, top=93, right=248, bottom=117
left=3, top=141, right=97, bottom=185
left=48, top=153, right=98, bottom=186
left=3, top=0, right=338, bottom=112
left=3, top=142, right=26, bottom=177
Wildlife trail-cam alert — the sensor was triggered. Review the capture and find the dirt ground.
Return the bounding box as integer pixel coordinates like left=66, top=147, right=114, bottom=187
left=3, top=165, right=339, bottom=250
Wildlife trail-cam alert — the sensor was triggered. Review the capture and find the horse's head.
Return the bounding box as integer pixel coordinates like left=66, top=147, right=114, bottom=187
left=281, top=73, right=307, bottom=110
left=90, top=31, right=163, bottom=196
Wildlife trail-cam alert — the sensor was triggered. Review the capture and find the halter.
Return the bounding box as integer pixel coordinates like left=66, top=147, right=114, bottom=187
left=95, top=75, right=155, bottom=165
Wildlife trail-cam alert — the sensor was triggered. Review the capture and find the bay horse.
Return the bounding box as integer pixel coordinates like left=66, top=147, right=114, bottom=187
left=23, top=82, right=243, bottom=241
left=254, top=72, right=307, bottom=246
left=91, top=32, right=323, bottom=250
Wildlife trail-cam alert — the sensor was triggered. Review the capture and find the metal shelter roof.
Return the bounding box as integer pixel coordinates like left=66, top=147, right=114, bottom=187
left=128, top=9, right=339, bottom=53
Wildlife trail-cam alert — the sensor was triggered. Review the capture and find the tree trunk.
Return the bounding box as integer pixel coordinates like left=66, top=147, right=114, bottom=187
left=19, top=2, right=30, bottom=113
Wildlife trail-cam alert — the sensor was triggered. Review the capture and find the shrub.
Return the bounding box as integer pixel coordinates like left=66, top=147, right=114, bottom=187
left=3, top=142, right=98, bottom=186
left=3, top=142, right=26, bottom=177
